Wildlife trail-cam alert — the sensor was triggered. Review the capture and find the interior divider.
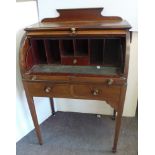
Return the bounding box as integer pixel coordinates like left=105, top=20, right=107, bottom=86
left=44, top=39, right=61, bottom=64
left=44, top=40, right=52, bottom=64
left=31, top=39, right=47, bottom=64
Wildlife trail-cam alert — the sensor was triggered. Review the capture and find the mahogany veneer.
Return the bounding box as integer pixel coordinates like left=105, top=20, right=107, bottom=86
left=19, top=8, right=131, bottom=153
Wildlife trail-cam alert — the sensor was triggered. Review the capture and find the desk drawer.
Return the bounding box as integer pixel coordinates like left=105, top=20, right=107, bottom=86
left=71, top=84, right=121, bottom=104
left=25, top=82, right=70, bottom=98
left=24, top=81, right=121, bottom=109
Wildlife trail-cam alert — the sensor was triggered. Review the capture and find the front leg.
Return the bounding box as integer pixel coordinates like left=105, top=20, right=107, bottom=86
left=24, top=84, right=43, bottom=145
left=112, top=86, right=126, bottom=152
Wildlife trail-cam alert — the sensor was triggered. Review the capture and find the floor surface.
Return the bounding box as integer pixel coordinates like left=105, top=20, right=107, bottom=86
left=16, top=112, right=138, bottom=155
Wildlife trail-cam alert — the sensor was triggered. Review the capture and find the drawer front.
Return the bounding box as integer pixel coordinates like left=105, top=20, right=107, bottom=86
left=61, top=56, right=88, bottom=65
left=71, top=84, right=121, bottom=104
left=25, top=82, right=71, bottom=98
left=24, top=81, right=121, bottom=109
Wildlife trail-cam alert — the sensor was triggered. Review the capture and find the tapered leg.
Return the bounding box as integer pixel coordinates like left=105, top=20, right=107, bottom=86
left=112, top=111, right=122, bottom=153
left=112, top=109, right=116, bottom=120
left=25, top=93, right=43, bottom=145
left=50, top=98, right=55, bottom=116
left=112, top=86, right=126, bottom=153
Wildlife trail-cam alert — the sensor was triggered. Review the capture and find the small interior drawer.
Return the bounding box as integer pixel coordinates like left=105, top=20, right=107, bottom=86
left=61, top=56, right=88, bottom=65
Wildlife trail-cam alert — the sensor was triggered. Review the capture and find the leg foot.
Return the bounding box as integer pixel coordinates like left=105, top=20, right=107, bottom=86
left=112, top=110, right=116, bottom=120
left=112, top=111, right=122, bottom=154
left=50, top=98, right=55, bottom=116
left=112, top=147, right=116, bottom=153
left=97, top=114, right=102, bottom=118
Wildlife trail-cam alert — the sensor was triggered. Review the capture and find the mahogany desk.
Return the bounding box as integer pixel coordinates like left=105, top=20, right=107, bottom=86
left=19, top=8, right=131, bottom=152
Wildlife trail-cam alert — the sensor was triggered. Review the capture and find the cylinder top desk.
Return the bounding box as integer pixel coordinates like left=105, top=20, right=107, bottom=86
left=19, top=8, right=131, bottom=153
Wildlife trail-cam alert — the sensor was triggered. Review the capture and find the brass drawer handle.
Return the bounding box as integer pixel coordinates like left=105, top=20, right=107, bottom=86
left=107, top=79, right=114, bottom=85
left=70, top=27, right=76, bottom=34
left=44, top=86, right=52, bottom=93
left=91, top=89, right=100, bottom=96
left=73, top=58, right=77, bottom=64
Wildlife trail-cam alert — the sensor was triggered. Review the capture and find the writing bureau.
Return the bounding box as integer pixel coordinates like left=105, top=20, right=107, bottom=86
left=19, top=8, right=131, bottom=152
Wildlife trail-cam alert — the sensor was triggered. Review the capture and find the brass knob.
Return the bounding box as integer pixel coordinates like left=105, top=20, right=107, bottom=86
left=31, top=76, right=36, bottom=81
left=73, top=59, right=77, bottom=64
left=44, top=86, right=51, bottom=93
left=71, top=27, right=76, bottom=34
left=92, top=89, right=99, bottom=96
left=107, top=79, right=114, bottom=85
